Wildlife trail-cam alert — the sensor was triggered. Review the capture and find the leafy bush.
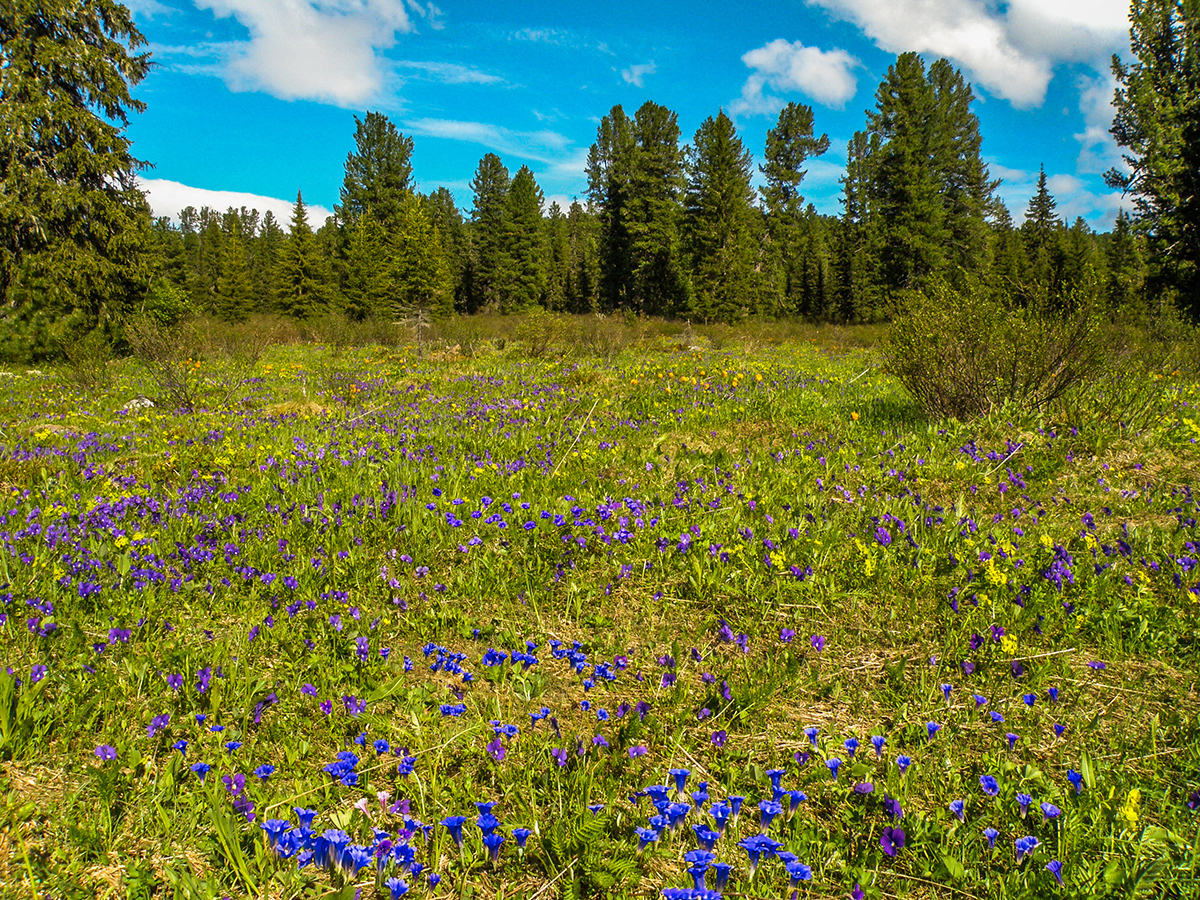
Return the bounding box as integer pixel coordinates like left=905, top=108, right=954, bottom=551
left=883, top=283, right=1108, bottom=420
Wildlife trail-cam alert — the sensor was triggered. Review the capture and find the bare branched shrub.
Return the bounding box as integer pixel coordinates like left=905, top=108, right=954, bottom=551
left=514, top=307, right=562, bottom=359
left=883, top=284, right=1108, bottom=420
left=59, top=330, right=113, bottom=391
left=125, top=316, right=261, bottom=412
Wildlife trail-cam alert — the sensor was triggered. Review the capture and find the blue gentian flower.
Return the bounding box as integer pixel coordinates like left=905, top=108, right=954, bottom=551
left=441, top=816, right=466, bottom=847
left=758, top=799, right=781, bottom=831
left=1023, top=693, right=1037, bottom=707
left=1040, top=802, right=1061, bottom=823
left=1015, top=835, right=1040, bottom=860
left=927, top=721, right=941, bottom=740
left=254, top=764, right=274, bottom=780
left=729, top=795, right=745, bottom=825
left=711, top=862, right=732, bottom=890
left=804, top=726, right=819, bottom=746
left=1007, top=733, right=1020, bottom=750
left=635, top=827, right=658, bottom=851
left=949, top=799, right=965, bottom=821
left=190, top=762, right=210, bottom=781
left=941, top=683, right=953, bottom=702
left=1045, top=859, right=1063, bottom=885
left=896, top=755, right=912, bottom=774
left=980, top=775, right=999, bottom=796
left=787, top=790, right=807, bottom=814
left=844, top=738, right=859, bottom=759
left=787, top=861, right=813, bottom=885
left=708, top=802, right=730, bottom=833
left=1017, top=793, right=1032, bottom=817
left=984, top=827, right=999, bottom=849
left=1067, top=769, right=1083, bottom=793
left=669, top=768, right=690, bottom=795
left=692, top=824, right=719, bottom=850
left=482, top=832, right=504, bottom=861
left=870, top=735, right=886, bottom=757
left=826, top=757, right=842, bottom=781
left=384, top=876, right=409, bottom=898
left=512, top=827, right=533, bottom=849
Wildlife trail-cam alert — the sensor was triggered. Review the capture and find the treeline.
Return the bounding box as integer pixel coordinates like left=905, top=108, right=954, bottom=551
left=148, top=53, right=1145, bottom=329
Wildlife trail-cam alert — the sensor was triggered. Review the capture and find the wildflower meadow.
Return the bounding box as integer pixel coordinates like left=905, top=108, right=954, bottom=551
left=1, top=326, right=1197, bottom=899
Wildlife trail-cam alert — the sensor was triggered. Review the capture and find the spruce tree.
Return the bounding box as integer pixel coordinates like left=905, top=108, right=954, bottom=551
left=337, top=112, right=414, bottom=229
left=1, top=0, right=153, bottom=357
left=343, top=213, right=393, bottom=320
left=866, top=53, right=947, bottom=292
left=254, top=211, right=284, bottom=308
left=1106, top=209, right=1145, bottom=310
left=425, top=188, right=468, bottom=311
left=684, top=111, right=757, bottom=323
left=566, top=201, right=601, bottom=313
left=468, top=154, right=510, bottom=312
left=761, top=102, right=830, bottom=317
left=499, top=165, right=547, bottom=313
left=276, top=192, right=330, bottom=319
left=214, top=210, right=255, bottom=322
left=392, top=193, right=453, bottom=321
left=627, top=102, right=690, bottom=317
left=1108, top=0, right=1200, bottom=308
left=586, top=106, right=636, bottom=310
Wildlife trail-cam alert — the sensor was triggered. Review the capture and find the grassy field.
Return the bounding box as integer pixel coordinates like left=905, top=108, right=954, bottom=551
left=0, top=323, right=1197, bottom=899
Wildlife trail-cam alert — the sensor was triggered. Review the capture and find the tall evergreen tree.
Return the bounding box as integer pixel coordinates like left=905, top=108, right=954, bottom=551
left=833, top=130, right=879, bottom=321
left=761, top=102, right=830, bottom=316
left=425, top=187, right=469, bottom=312
left=0, top=0, right=153, bottom=357
left=684, top=111, right=758, bottom=323
left=627, top=102, right=690, bottom=317
left=1108, top=0, right=1200, bottom=309
left=1022, top=167, right=1064, bottom=298
left=468, top=154, right=510, bottom=312
left=566, top=200, right=601, bottom=313
left=499, top=165, right=546, bottom=313
left=392, top=193, right=453, bottom=321
left=1106, top=209, right=1145, bottom=310
left=586, top=106, right=636, bottom=310
left=276, top=192, right=330, bottom=319
left=342, top=213, right=393, bottom=320
left=866, top=53, right=948, bottom=293
left=337, top=112, right=414, bottom=228
left=214, top=210, right=254, bottom=322
left=253, top=210, right=284, bottom=306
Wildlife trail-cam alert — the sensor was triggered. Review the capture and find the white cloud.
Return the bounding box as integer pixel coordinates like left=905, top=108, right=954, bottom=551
left=991, top=163, right=1125, bottom=230
left=733, top=39, right=860, bottom=114
left=396, top=60, right=502, bottom=84
left=621, top=61, right=657, bottom=88
left=807, top=0, right=1129, bottom=108
left=126, top=0, right=174, bottom=17
left=1075, top=73, right=1126, bottom=175
left=192, top=0, right=414, bottom=105
left=404, top=118, right=572, bottom=163
left=140, top=178, right=334, bottom=225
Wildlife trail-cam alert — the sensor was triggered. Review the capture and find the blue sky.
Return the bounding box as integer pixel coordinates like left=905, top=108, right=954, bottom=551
left=127, top=0, right=1136, bottom=231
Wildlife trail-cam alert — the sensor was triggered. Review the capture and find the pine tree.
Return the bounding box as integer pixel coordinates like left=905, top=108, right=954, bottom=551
left=543, top=202, right=570, bottom=312
left=343, top=213, right=393, bottom=320
left=0, top=0, right=153, bottom=357
left=761, top=102, right=830, bottom=317
left=867, top=53, right=947, bottom=292
left=1022, top=166, right=1064, bottom=298
left=1106, top=209, right=1145, bottom=310
left=276, top=192, right=330, bottom=319
left=566, top=201, right=601, bottom=313
left=988, top=204, right=1029, bottom=299
left=499, top=165, right=546, bottom=313
left=337, top=112, right=414, bottom=229
left=468, top=154, right=510, bottom=312
left=213, top=210, right=255, bottom=322
left=425, top=187, right=468, bottom=312
left=627, top=102, right=690, bottom=317
left=392, top=193, right=453, bottom=321
left=586, top=106, right=636, bottom=310
left=1108, top=0, right=1200, bottom=308
left=684, top=111, right=758, bottom=323
left=253, top=211, right=284, bottom=307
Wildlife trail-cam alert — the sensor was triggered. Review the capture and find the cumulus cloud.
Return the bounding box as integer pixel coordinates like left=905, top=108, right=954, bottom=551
left=140, top=178, right=334, bottom=224
left=621, top=61, right=657, bottom=88
left=192, top=0, right=414, bottom=106
left=396, top=60, right=502, bottom=84
left=733, top=38, right=859, bottom=115
left=807, top=0, right=1129, bottom=108
left=1075, top=73, right=1126, bottom=175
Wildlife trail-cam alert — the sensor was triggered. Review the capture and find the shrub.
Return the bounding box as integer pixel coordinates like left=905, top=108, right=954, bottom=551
left=883, top=283, right=1107, bottom=420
